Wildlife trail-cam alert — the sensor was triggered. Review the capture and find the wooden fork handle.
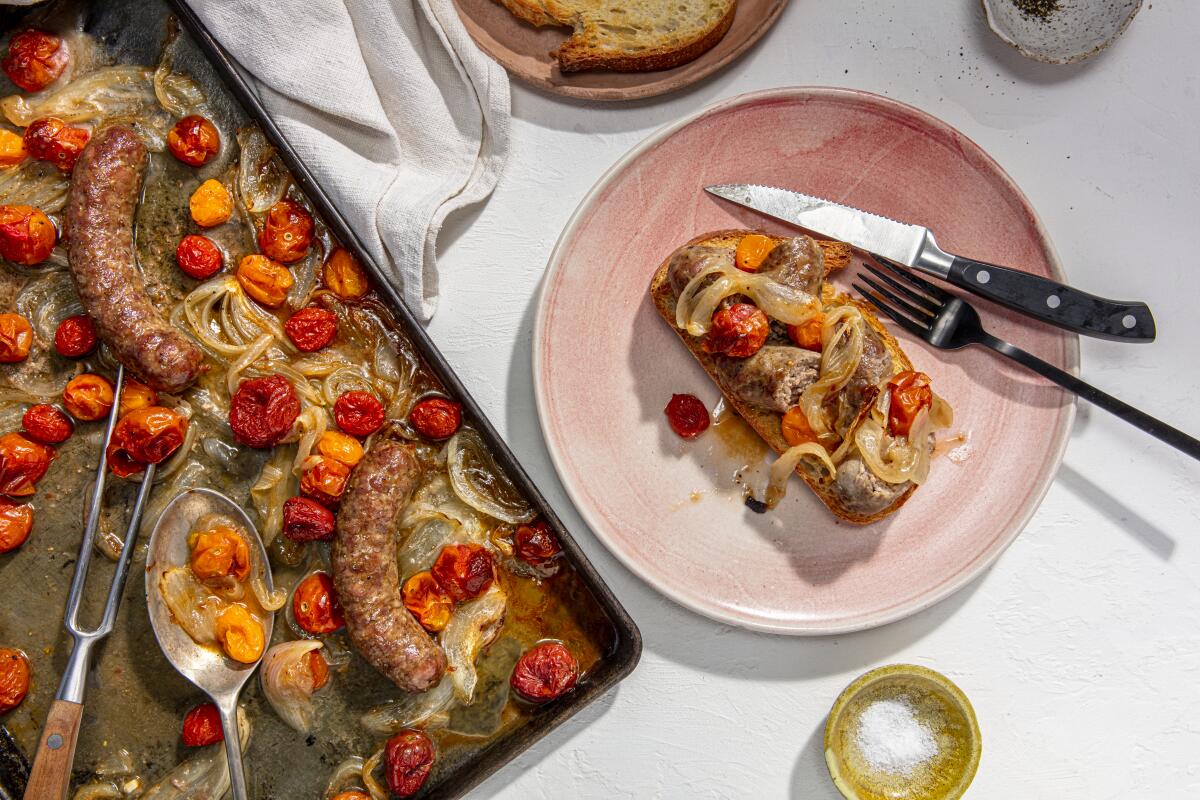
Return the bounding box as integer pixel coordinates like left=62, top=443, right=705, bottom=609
left=24, top=699, right=83, bottom=800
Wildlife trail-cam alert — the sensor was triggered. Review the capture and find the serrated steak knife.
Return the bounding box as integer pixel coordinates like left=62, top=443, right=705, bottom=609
left=706, top=183, right=1155, bottom=342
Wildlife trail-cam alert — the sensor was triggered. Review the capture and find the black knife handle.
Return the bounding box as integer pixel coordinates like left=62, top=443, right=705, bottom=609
left=947, top=257, right=1156, bottom=342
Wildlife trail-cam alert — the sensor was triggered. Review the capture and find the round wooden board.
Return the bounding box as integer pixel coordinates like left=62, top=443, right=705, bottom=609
left=452, top=0, right=791, bottom=101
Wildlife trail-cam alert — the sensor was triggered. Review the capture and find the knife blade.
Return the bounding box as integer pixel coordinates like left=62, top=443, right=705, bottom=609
left=705, top=183, right=1156, bottom=342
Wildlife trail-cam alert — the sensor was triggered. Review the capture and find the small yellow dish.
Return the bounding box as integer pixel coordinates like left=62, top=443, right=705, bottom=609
left=824, top=664, right=981, bottom=800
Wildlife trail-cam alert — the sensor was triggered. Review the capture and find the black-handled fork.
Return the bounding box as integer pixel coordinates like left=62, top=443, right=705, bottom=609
left=854, top=256, right=1200, bottom=462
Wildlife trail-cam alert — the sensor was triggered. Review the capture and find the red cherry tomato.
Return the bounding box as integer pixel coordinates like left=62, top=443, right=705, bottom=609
left=887, top=371, right=933, bottom=438
left=510, top=641, right=579, bottom=703
left=0, top=432, right=54, bottom=497
left=385, top=729, right=435, bottom=798
left=2, top=29, right=68, bottom=92
left=22, top=404, right=72, bottom=445
left=228, top=375, right=300, bottom=448
left=663, top=393, right=709, bottom=439
left=0, top=205, right=56, bottom=266
left=0, top=648, right=31, bottom=713
left=175, top=235, right=223, bottom=280
left=298, top=455, right=350, bottom=508
left=281, top=496, right=336, bottom=542
left=283, top=306, right=337, bottom=352
left=333, top=391, right=385, bottom=437
left=514, top=520, right=562, bottom=567
left=292, top=571, right=344, bottom=635
left=0, top=313, right=32, bottom=363
left=258, top=199, right=314, bottom=264
left=53, top=314, right=97, bottom=358
left=0, top=499, right=33, bottom=554
left=181, top=702, right=223, bottom=747
left=408, top=397, right=461, bottom=441
left=23, top=117, right=89, bottom=172
left=431, top=543, right=494, bottom=602
left=106, top=406, right=189, bottom=478
left=167, top=115, right=220, bottom=167
left=703, top=302, right=769, bottom=358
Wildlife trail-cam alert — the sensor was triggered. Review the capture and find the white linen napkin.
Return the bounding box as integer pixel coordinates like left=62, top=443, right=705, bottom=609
left=187, top=0, right=510, bottom=321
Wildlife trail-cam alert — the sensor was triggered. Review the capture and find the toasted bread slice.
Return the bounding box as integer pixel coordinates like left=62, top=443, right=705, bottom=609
left=495, top=0, right=737, bottom=73
left=649, top=230, right=916, bottom=524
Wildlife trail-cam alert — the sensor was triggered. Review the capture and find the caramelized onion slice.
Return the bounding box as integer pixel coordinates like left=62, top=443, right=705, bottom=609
left=446, top=428, right=535, bottom=525
left=760, top=443, right=837, bottom=509
left=360, top=678, right=454, bottom=735
left=443, top=584, right=507, bottom=703
left=261, top=640, right=326, bottom=733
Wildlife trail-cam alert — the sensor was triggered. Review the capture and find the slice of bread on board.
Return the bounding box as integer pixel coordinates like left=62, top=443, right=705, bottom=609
left=648, top=230, right=917, bottom=524
left=494, top=0, right=737, bottom=72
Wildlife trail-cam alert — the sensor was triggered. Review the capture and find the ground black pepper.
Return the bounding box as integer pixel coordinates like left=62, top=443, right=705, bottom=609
left=1012, top=0, right=1059, bottom=19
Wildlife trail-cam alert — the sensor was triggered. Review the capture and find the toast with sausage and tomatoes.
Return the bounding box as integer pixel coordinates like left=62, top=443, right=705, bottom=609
left=649, top=230, right=953, bottom=524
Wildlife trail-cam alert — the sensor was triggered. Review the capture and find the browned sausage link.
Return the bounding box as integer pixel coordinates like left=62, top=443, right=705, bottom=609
left=333, top=440, right=446, bottom=692
left=65, top=126, right=203, bottom=394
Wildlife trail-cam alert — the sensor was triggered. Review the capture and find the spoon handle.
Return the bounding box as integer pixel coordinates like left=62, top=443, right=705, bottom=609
left=220, top=702, right=248, bottom=800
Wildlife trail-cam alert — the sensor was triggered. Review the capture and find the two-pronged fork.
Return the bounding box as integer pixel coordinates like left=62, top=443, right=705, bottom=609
left=854, top=256, right=1200, bottom=462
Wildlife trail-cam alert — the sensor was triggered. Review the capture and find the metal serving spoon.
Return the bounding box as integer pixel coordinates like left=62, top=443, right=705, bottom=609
left=145, top=488, right=275, bottom=800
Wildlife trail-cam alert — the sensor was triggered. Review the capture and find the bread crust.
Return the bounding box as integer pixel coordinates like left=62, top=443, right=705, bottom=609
left=648, top=230, right=918, bottom=524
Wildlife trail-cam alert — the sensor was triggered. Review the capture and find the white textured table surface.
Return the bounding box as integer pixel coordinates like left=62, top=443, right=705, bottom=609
left=428, top=2, right=1200, bottom=797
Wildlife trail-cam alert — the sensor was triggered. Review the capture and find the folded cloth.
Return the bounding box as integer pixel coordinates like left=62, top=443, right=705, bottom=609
left=187, top=0, right=510, bottom=321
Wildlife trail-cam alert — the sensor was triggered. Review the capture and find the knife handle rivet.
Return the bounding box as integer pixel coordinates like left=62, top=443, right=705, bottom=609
left=975, top=270, right=991, bottom=284
left=1122, top=314, right=1137, bottom=329
left=1046, top=295, right=1061, bottom=309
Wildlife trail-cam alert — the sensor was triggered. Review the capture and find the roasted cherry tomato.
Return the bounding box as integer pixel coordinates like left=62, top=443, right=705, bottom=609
left=431, top=543, right=494, bottom=602
left=333, top=391, right=385, bottom=437
left=189, top=179, right=233, bottom=228
left=0, top=313, right=32, bottom=363
left=299, top=455, right=351, bottom=508
left=292, top=571, right=344, bottom=635
left=323, top=247, right=369, bottom=300
left=735, top=233, right=774, bottom=272
left=175, top=234, right=223, bottom=280
left=63, top=373, right=114, bottom=421
left=236, top=253, right=292, bottom=308
left=228, top=374, right=300, bottom=448
left=703, top=302, right=769, bottom=358
left=514, top=520, right=562, bottom=567
left=167, top=115, right=220, bottom=167
left=283, top=306, right=337, bottom=352
left=787, top=313, right=824, bottom=352
left=316, top=430, right=363, bottom=467
left=0, top=130, right=26, bottom=167
left=106, top=406, right=189, bottom=477
left=53, top=314, right=96, bottom=357
left=2, top=29, right=67, bottom=92
left=887, top=371, right=933, bottom=438
left=330, top=792, right=370, bottom=800
left=780, top=406, right=819, bottom=447
left=510, top=641, right=579, bottom=703
left=282, top=496, right=336, bottom=543
left=0, top=648, right=31, bottom=713
left=0, top=499, right=33, bottom=554
left=117, top=379, right=158, bottom=419
left=189, top=525, right=251, bottom=583
left=385, top=729, right=435, bottom=799
left=215, top=604, right=265, bottom=664
left=305, top=648, right=330, bottom=691
left=401, top=571, right=454, bottom=633
left=181, top=702, right=223, bottom=746
left=408, top=397, right=461, bottom=441
left=664, top=393, right=709, bottom=439
left=258, top=198, right=313, bottom=263
left=0, top=432, right=54, bottom=497
left=22, top=404, right=72, bottom=444
left=0, top=205, right=55, bottom=266
left=23, top=117, right=88, bottom=172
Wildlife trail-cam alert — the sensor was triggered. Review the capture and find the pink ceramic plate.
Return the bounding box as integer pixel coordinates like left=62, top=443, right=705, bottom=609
left=533, top=88, right=1077, bottom=634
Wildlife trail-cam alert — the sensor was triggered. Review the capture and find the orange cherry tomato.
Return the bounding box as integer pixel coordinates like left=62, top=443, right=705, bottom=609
left=787, top=313, right=824, bottom=352
left=236, top=254, right=292, bottom=308
left=299, top=455, right=351, bottom=508
left=401, top=571, right=454, bottom=633
left=735, top=233, right=774, bottom=272
left=333, top=391, right=385, bottom=437
left=0, top=499, right=33, bottom=553
left=167, top=115, right=220, bottom=167
left=703, top=302, right=769, bottom=358
left=189, top=525, right=251, bottom=583
left=62, top=373, right=114, bottom=421
left=0, top=205, right=55, bottom=266
left=215, top=604, right=265, bottom=663
left=0, top=648, right=31, bottom=713
left=781, top=406, right=820, bottom=447
left=105, top=406, right=189, bottom=477
left=408, top=397, right=461, bottom=441
left=316, top=430, right=363, bottom=468
left=0, top=313, right=33, bottom=363
left=53, top=314, right=96, bottom=358
left=189, top=179, right=233, bottom=228
left=292, top=571, right=344, bottom=635
left=322, top=247, right=369, bottom=300
left=117, top=379, right=158, bottom=419
left=283, top=306, right=337, bottom=352
left=0, top=130, right=27, bottom=168
left=887, top=371, right=933, bottom=438
left=431, top=543, right=494, bottom=602
left=258, top=199, right=313, bottom=263
left=330, top=792, right=371, bottom=800
left=23, top=117, right=88, bottom=172
left=175, top=234, right=223, bottom=280
left=22, top=404, right=72, bottom=445
left=0, top=432, right=54, bottom=497
left=2, top=29, right=68, bottom=92
left=181, top=702, right=223, bottom=746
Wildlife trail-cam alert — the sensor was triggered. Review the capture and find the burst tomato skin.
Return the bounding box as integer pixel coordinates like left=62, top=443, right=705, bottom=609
left=228, top=375, right=300, bottom=448
left=281, top=496, right=335, bottom=542
left=0, top=648, right=31, bottom=713
left=514, top=520, right=562, bottom=567
left=0, top=432, right=54, bottom=497
left=105, top=406, right=189, bottom=477
left=323, top=247, right=369, bottom=300
left=385, top=729, right=436, bottom=798
left=401, top=571, right=454, bottom=633
left=53, top=314, right=96, bottom=357
left=236, top=254, right=292, bottom=308
left=258, top=199, right=314, bottom=263
left=23, top=117, right=88, bottom=172
left=62, top=374, right=114, bottom=421
left=175, top=234, right=223, bottom=280
left=663, top=393, right=709, bottom=439
left=408, top=397, right=461, bottom=440
left=703, top=302, right=769, bottom=358
left=283, top=306, right=337, bottom=352
left=298, top=455, right=351, bottom=508
left=887, top=371, right=933, bottom=438
left=292, top=571, right=344, bottom=635
left=0, top=205, right=55, bottom=266
left=167, top=115, right=220, bottom=167
left=181, top=702, right=223, bottom=747
left=333, top=391, right=385, bottom=437
left=22, top=404, right=72, bottom=444
left=510, top=641, right=579, bottom=703
left=0, top=500, right=33, bottom=554
left=2, top=29, right=68, bottom=92
left=431, top=543, right=494, bottom=602
left=0, top=313, right=33, bottom=363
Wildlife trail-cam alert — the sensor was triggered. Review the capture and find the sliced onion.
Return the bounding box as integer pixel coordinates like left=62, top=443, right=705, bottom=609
left=443, top=584, right=507, bottom=703
left=675, top=253, right=820, bottom=335
left=761, top=443, right=837, bottom=509
left=0, top=160, right=70, bottom=214
left=854, top=418, right=925, bottom=485
left=16, top=268, right=82, bottom=343
left=360, top=678, right=454, bottom=735
left=261, top=640, right=326, bottom=733
left=446, top=428, right=534, bottom=525
left=3, top=66, right=156, bottom=127
left=71, top=781, right=122, bottom=800
left=324, top=756, right=367, bottom=798
left=361, top=747, right=389, bottom=800
left=158, top=567, right=221, bottom=646
left=799, top=307, right=864, bottom=438
left=153, top=44, right=205, bottom=116
left=140, top=710, right=250, bottom=800
left=236, top=128, right=289, bottom=213
left=288, top=406, right=328, bottom=473
left=397, top=515, right=477, bottom=579
left=251, top=446, right=296, bottom=548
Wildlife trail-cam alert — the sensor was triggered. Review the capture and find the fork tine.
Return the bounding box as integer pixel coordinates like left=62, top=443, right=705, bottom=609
left=858, top=275, right=934, bottom=320
left=852, top=282, right=930, bottom=338
left=870, top=254, right=952, bottom=301
left=861, top=261, right=942, bottom=314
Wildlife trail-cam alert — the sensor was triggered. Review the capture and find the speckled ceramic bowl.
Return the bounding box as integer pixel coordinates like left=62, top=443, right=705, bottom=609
left=825, top=665, right=981, bottom=800
left=982, top=0, right=1142, bottom=64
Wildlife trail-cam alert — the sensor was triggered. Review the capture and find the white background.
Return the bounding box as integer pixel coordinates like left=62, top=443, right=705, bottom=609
left=429, top=2, right=1200, bottom=797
